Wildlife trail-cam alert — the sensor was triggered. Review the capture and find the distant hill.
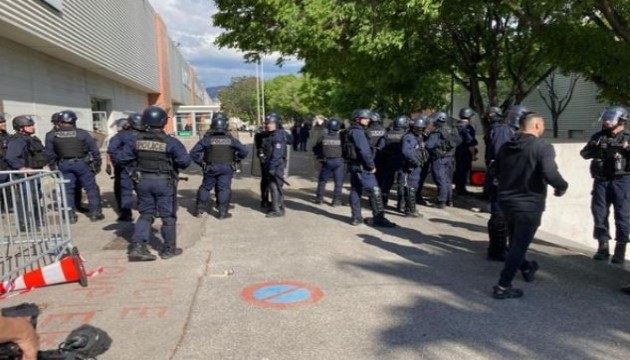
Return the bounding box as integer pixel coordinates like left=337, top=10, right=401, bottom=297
left=205, top=86, right=227, bottom=101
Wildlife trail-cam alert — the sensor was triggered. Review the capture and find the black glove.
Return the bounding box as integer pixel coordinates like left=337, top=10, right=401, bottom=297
left=105, top=164, right=112, bottom=176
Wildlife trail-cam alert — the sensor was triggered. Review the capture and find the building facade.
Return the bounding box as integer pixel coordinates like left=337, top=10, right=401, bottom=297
left=0, top=0, right=209, bottom=138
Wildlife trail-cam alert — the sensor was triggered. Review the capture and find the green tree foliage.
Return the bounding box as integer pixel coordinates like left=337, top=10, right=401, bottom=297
left=264, top=75, right=309, bottom=121
left=508, top=0, right=630, bottom=104
left=217, top=76, right=258, bottom=123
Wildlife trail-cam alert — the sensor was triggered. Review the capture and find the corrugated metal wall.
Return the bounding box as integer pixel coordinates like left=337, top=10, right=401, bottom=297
left=452, top=74, right=608, bottom=140
left=168, top=39, right=189, bottom=104
left=0, top=0, right=159, bottom=92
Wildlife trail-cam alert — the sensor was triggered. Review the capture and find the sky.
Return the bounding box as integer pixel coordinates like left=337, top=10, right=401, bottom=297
left=147, top=0, right=302, bottom=88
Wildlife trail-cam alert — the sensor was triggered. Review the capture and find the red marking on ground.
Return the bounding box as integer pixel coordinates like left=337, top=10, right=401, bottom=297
left=39, top=312, right=95, bottom=330
left=74, top=286, right=115, bottom=298
left=241, top=280, right=324, bottom=309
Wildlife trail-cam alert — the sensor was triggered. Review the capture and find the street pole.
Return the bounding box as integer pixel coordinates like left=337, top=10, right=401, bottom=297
left=255, top=60, right=261, bottom=125
left=261, top=59, right=266, bottom=118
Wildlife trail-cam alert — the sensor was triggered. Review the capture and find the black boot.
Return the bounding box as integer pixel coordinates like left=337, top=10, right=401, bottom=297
left=404, top=188, right=422, bottom=218
left=128, top=243, right=157, bottom=261
left=217, top=204, right=233, bottom=220
left=159, top=245, right=183, bottom=260
left=367, top=188, right=395, bottom=228
left=117, top=209, right=133, bottom=222
left=314, top=196, right=324, bottom=205
left=487, top=214, right=508, bottom=261
left=67, top=209, right=78, bottom=224
left=266, top=184, right=284, bottom=218
left=331, top=197, right=342, bottom=207
left=612, top=242, right=627, bottom=264
left=89, top=209, right=104, bottom=222
left=593, top=240, right=610, bottom=261
left=193, top=201, right=205, bottom=218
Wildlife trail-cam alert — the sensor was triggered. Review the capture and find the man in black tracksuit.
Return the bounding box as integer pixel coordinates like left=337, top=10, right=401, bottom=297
left=492, top=112, right=568, bottom=299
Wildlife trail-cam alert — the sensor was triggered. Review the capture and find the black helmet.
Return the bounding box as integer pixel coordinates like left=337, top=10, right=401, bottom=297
left=142, top=106, right=168, bottom=128
left=393, top=115, right=410, bottom=130
left=211, top=112, right=228, bottom=131
left=369, top=111, right=382, bottom=124
left=12, top=115, right=36, bottom=131
left=428, top=111, right=448, bottom=124
left=327, top=118, right=342, bottom=132
left=264, top=112, right=282, bottom=124
left=459, top=107, right=475, bottom=119
left=352, top=109, right=371, bottom=121
left=411, top=116, right=428, bottom=129
left=504, top=105, right=529, bottom=129
left=50, top=112, right=61, bottom=124
left=58, top=110, right=78, bottom=124
left=487, top=106, right=503, bottom=122
left=127, top=113, right=145, bottom=131
left=600, top=106, right=630, bottom=125
left=115, top=118, right=129, bottom=130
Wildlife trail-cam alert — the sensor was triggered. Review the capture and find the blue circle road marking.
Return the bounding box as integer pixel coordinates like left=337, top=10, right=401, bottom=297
left=242, top=281, right=324, bottom=308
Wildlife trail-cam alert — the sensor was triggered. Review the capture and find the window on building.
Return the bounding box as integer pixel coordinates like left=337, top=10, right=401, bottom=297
left=91, top=97, right=110, bottom=133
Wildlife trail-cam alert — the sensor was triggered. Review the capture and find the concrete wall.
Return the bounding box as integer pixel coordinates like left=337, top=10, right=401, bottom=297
left=0, top=35, right=148, bottom=138
left=541, top=141, right=629, bottom=260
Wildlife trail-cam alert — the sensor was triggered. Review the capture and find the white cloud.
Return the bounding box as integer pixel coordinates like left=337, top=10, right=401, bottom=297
left=147, top=0, right=302, bottom=87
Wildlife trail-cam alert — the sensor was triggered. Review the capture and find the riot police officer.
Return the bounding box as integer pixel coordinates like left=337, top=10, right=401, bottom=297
left=368, top=111, right=387, bottom=177
left=454, top=107, right=478, bottom=196
left=254, top=125, right=271, bottom=208
left=313, top=117, right=344, bottom=206
left=107, top=113, right=144, bottom=222
left=123, top=106, right=191, bottom=261
left=0, top=114, right=10, bottom=183
left=44, top=110, right=104, bottom=223
left=190, top=112, right=248, bottom=219
left=5, top=115, right=48, bottom=229
left=379, top=115, right=408, bottom=210
left=260, top=112, right=291, bottom=218
left=482, top=106, right=504, bottom=199
left=486, top=105, right=521, bottom=261
left=344, top=109, right=395, bottom=227
left=580, top=106, right=630, bottom=264
left=425, top=111, right=460, bottom=208
left=400, top=116, right=430, bottom=217
left=416, top=116, right=433, bottom=206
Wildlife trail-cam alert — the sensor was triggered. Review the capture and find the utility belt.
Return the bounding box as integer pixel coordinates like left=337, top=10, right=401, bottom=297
left=131, top=170, right=172, bottom=184
left=60, top=156, right=87, bottom=162
left=325, top=157, right=342, bottom=161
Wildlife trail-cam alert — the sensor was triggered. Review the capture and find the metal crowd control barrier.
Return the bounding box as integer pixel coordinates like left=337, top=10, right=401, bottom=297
left=0, top=170, right=74, bottom=287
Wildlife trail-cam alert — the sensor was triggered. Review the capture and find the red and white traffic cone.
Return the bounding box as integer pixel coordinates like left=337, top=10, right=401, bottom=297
left=0, top=247, right=88, bottom=295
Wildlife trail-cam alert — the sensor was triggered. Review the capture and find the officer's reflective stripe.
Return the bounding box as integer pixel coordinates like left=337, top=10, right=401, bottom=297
left=369, top=130, right=386, bottom=137
left=55, top=131, right=77, bottom=138
left=136, top=140, right=167, bottom=152
left=322, top=139, right=341, bottom=146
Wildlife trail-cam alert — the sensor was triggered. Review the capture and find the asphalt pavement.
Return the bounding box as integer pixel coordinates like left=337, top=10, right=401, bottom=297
left=2, top=133, right=630, bottom=359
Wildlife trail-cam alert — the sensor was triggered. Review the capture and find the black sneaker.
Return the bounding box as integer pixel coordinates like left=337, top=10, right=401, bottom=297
left=314, top=197, right=323, bottom=205
left=492, top=285, right=523, bottom=299
left=159, top=246, right=183, bottom=260
left=89, top=213, right=105, bottom=222
left=593, top=250, right=610, bottom=261
left=266, top=210, right=284, bottom=218
left=128, top=243, right=157, bottom=262
left=217, top=212, right=233, bottom=220
left=350, top=217, right=364, bottom=226
left=117, top=213, right=133, bottom=222
left=75, top=206, right=90, bottom=214
left=435, top=202, right=446, bottom=209
left=331, top=199, right=342, bottom=207
left=521, top=261, right=539, bottom=282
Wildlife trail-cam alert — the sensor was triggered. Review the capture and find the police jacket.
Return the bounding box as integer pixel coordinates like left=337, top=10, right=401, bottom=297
left=108, top=129, right=141, bottom=166
left=261, top=130, right=291, bottom=171
left=456, top=121, right=478, bottom=150
left=496, top=133, right=568, bottom=213
left=367, top=123, right=386, bottom=151
left=346, top=123, right=376, bottom=170
left=426, top=125, right=460, bottom=159
left=580, top=130, right=630, bottom=179
left=122, top=129, right=191, bottom=174
left=0, top=131, right=10, bottom=171
left=312, top=131, right=342, bottom=160
left=45, top=126, right=101, bottom=166
left=382, top=128, right=405, bottom=163
left=189, top=131, right=248, bottom=167
left=5, top=133, right=47, bottom=170
left=401, top=132, right=428, bottom=168
left=485, top=123, right=513, bottom=163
